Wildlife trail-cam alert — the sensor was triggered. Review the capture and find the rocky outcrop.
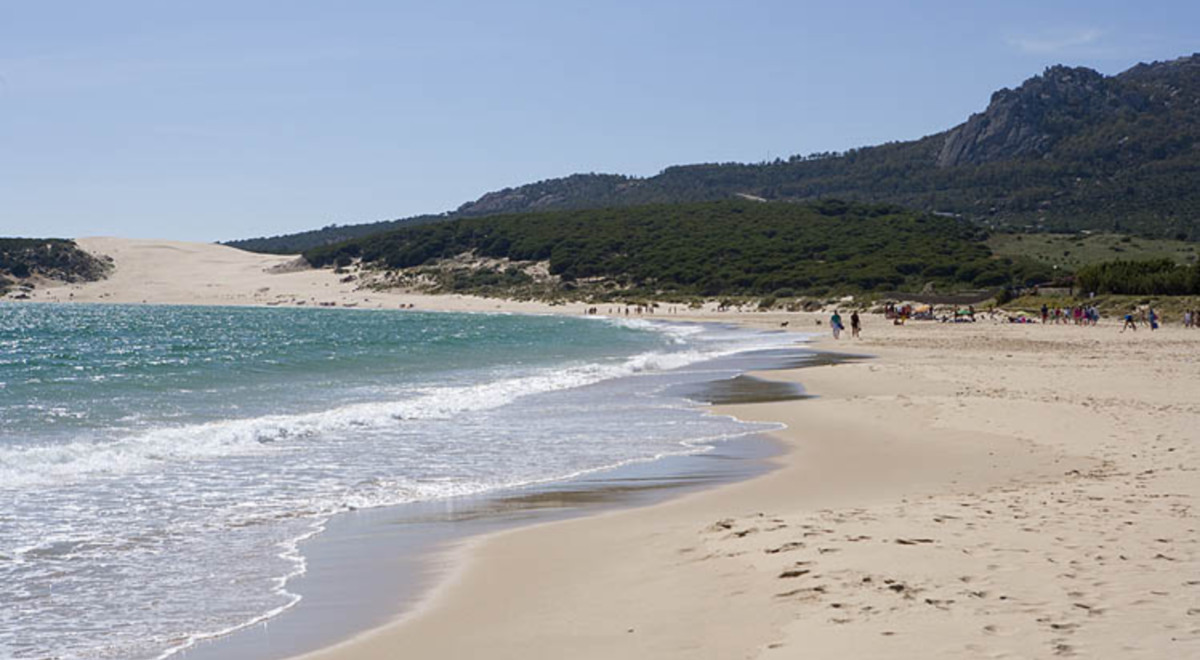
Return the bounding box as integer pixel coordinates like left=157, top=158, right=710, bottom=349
left=937, top=65, right=1149, bottom=167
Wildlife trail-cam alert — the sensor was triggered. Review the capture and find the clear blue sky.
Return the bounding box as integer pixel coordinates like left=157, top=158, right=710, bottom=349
left=2, top=1, right=1196, bottom=242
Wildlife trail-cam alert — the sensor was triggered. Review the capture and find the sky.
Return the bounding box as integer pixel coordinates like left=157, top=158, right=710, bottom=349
left=1, top=1, right=1196, bottom=242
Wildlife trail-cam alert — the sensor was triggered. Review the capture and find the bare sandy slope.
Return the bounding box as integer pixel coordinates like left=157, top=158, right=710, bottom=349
left=17, top=237, right=584, bottom=315
left=13, top=237, right=798, bottom=322
left=14, top=237, right=788, bottom=320
left=293, top=320, right=1200, bottom=660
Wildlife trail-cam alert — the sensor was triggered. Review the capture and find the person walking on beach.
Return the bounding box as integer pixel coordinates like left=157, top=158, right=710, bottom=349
left=830, top=310, right=843, bottom=340
left=1148, top=308, right=1159, bottom=331
left=850, top=311, right=861, bottom=339
left=1041, top=303, right=1049, bottom=324
left=1122, top=312, right=1138, bottom=332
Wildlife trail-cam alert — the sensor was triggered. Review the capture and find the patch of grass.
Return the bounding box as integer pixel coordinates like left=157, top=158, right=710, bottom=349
left=988, top=232, right=1198, bottom=272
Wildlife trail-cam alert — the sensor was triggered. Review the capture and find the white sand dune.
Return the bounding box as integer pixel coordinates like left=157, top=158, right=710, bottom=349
left=19, top=237, right=601, bottom=315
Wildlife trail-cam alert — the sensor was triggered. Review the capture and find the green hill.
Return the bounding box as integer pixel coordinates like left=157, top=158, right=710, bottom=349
left=305, top=200, right=1052, bottom=299
left=223, top=214, right=448, bottom=255
left=227, top=54, right=1200, bottom=254
left=449, top=56, right=1200, bottom=238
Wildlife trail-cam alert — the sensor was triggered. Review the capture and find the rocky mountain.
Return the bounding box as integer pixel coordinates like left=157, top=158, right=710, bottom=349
left=938, top=66, right=1130, bottom=167
left=228, top=54, right=1200, bottom=253
left=452, top=55, right=1200, bottom=235
left=939, top=56, right=1199, bottom=167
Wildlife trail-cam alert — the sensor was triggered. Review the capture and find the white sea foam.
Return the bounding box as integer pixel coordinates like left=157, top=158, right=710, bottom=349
left=0, top=326, right=785, bottom=490
left=604, top=317, right=707, bottom=343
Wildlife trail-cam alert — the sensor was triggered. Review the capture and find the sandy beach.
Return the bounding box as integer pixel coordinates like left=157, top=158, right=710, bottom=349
left=15, top=238, right=1200, bottom=658
left=284, top=321, right=1198, bottom=660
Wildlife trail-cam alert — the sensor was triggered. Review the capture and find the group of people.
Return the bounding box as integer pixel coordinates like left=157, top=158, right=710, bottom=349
left=829, top=310, right=861, bottom=339
left=1121, top=307, right=1160, bottom=332
left=883, top=302, right=930, bottom=324
left=586, top=305, right=663, bottom=316
left=1184, top=309, right=1200, bottom=328
left=1040, top=304, right=1100, bottom=326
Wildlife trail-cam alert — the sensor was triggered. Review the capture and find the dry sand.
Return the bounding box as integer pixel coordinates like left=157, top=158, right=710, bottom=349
left=13, top=238, right=1200, bottom=658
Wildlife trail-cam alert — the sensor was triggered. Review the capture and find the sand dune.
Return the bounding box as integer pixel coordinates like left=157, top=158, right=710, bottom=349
left=21, top=237, right=582, bottom=315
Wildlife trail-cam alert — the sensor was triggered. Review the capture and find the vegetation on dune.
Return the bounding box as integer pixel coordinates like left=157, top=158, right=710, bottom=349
left=305, top=200, right=1053, bottom=298
left=0, top=238, right=111, bottom=295
left=1075, top=258, right=1200, bottom=295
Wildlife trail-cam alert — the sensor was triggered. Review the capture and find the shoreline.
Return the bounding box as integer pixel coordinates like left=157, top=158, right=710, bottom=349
left=281, top=320, right=1200, bottom=660
left=177, top=431, right=786, bottom=660
left=173, top=346, right=811, bottom=660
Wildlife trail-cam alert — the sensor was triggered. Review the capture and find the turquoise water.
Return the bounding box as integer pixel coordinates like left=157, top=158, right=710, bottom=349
left=0, top=304, right=792, bottom=659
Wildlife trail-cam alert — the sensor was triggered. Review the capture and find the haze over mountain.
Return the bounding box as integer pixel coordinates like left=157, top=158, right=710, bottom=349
left=228, top=54, right=1200, bottom=254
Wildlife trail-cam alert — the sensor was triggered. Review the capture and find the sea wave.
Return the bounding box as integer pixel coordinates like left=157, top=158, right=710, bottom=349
left=0, top=331, right=771, bottom=490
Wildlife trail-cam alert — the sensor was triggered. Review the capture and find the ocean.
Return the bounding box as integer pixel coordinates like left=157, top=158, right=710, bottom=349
left=0, top=303, right=800, bottom=660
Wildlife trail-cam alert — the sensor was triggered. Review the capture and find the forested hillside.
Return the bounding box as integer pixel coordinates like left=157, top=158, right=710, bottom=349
left=228, top=54, right=1200, bottom=254
left=1076, top=258, right=1200, bottom=295
left=305, top=200, right=1051, bottom=298
left=451, top=56, right=1200, bottom=238
left=224, top=214, right=447, bottom=254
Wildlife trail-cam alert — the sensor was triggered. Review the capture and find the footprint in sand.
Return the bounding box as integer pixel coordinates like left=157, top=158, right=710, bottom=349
left=778, top=568, right=811, bottom=579
left=764, top=541, right=805, bottom=554
left=708, top=519, right=735, bottom=532
left=1052, top=641, right=1075, bottom=656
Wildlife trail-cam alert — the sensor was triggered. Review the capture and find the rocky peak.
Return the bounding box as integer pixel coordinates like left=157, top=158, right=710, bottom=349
left=936, top=65, right=1145, bottom=167
left=1116, top=53, right=1200, bottom=107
